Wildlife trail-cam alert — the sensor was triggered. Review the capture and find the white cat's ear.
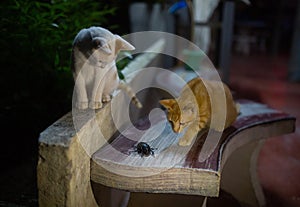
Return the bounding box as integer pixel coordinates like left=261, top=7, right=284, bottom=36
left=159, top=99, right=175, bottom=110
left=114, top=35, right=135, bottom=54
left=92, top=37, right=112, bottom=55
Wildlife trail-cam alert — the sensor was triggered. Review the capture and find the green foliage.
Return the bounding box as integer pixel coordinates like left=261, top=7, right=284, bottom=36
left=0, top=0, right=116, bottom=154
left=116, top=52, right=134, bottom=80
left=1, top=0, right=115, bottom=72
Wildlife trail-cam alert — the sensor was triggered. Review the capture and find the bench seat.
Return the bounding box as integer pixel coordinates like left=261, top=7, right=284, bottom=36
left=90, top=99, right=295, bottom=206
left=38, top=98, right=295, bottom=207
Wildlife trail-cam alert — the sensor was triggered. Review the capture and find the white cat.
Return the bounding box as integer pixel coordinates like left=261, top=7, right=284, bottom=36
left=71, top=26, right=142, bottom=109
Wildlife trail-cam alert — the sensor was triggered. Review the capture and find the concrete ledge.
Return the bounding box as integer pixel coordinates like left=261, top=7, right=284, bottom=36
left=37, top=103, right=115, bottom=207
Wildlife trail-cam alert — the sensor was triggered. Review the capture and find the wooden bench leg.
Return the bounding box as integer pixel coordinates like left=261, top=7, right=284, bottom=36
left=221, top=140, right=266, bottom=207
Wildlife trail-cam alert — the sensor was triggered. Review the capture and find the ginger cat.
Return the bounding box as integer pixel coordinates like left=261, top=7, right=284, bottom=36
left=160, top=77, right=239, bottom=146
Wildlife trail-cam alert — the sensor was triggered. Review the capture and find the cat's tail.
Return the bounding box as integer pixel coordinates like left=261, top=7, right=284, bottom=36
left=118, top=82, right=143, bottom=108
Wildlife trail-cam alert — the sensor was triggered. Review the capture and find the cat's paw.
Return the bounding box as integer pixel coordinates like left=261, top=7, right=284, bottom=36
left=75, top=102, right=88, bottom=110
left=213, top=125, right=225, bottom=132
left=199, top=121, right=207, bottom=129
left=178, top=137, right=193, bottom=146
left=211, top=122, right=225, bottom=132
left=89, top=101, right=103, bottom=109
left=102, top=95, right=111, bottom=103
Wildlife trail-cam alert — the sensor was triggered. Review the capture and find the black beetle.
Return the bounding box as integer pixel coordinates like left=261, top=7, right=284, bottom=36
left=132, top=142, right=156, bottom=157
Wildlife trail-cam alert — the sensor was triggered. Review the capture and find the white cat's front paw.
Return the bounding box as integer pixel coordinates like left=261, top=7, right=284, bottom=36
left=75, top=102, right=88, bottom=110
left=102, top=95, right=111, bottom=103
left=89, top=101, right=103, bottom=109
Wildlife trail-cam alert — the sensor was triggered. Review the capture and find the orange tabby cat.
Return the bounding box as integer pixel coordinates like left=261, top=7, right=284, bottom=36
left=160, top=77, right=239, bottom=146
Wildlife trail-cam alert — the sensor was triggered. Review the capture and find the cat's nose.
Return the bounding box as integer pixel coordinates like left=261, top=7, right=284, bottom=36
left=174, top=126, right=181, bottom=133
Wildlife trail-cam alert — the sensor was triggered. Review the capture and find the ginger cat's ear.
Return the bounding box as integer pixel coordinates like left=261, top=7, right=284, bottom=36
left=159, top=99, right=176, bottom=110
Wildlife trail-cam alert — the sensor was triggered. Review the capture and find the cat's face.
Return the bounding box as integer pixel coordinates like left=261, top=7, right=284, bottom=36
left=73, top=27, right=135, bottom=69
left=160, top=99, right=196, bottom=133
left=91, top=35, right=134, bottom=68
left=91, top=36, right=116, bottom=68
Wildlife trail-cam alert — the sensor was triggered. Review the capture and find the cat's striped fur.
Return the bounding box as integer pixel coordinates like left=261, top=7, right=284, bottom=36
left=160, top=77, right=238, bottom=146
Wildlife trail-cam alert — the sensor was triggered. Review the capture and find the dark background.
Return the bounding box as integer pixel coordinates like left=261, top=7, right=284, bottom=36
left=0, top=0, right=298, bottom=206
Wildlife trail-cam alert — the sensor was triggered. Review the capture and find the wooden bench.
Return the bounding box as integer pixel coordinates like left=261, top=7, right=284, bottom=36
left=38, top=95, right=295, bottom=207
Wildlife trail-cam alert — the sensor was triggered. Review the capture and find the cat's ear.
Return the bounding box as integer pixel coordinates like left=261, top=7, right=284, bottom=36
left=159, top=99, right=176, bottom=110
left=114, top=35, right=135, bottom=54
left=92, top=37, right=112, bottom=55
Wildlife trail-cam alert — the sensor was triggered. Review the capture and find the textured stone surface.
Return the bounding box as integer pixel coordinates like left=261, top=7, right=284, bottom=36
left=37, top=103, right=116, bottom=207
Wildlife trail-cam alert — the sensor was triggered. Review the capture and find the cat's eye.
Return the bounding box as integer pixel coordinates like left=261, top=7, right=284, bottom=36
left=93, top=39, right=102, bottom=48
left=180, top=120, right=192, bottom=126
left=179, top=122, right=186, bottom=126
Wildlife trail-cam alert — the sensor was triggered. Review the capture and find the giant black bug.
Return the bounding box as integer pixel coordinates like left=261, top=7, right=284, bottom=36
left=131, top=142, right=156, bottom=157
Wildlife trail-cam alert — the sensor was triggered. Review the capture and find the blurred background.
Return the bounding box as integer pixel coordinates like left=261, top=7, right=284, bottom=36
left=0, top=0, right=299, bottom=206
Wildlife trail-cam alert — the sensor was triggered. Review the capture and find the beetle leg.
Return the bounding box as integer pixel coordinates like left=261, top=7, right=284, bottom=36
left=151, top=150, right=155, bottom=157
left=128, top=146, right=137, bottom=155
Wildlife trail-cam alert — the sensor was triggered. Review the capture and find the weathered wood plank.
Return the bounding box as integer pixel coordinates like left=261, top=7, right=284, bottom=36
left=91, top=100, right=295, bottom=197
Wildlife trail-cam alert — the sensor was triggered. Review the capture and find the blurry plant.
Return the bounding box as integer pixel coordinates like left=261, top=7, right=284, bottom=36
left=0, top=0, right=116, bottom=156
left=1, top=0, right=115, bottom=72
left=0, top=0, right=116, bottom=110
left=116, top=52, right=134, bottom=80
